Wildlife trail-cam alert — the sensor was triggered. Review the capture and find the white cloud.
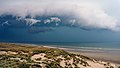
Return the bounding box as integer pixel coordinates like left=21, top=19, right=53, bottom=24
left=75, top=7, right=119, bottom=31
left=0, top=0, right=119, bottom=31
left=24, top=18, right=41, bottom=26
left=44, top=19, right=51, bottom=24
left=50, top=17, right=61, bottom=23
left=44, top=17, right=61, bottom=26
left=69, top=19, right=76, bottom=26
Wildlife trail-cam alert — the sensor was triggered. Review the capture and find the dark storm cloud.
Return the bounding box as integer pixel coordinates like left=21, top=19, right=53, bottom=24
left=0, top=0, right=119, bottom=31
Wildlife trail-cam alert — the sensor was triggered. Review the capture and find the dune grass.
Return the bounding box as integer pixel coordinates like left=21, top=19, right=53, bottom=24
left=0, top=43, right=116, bottom=68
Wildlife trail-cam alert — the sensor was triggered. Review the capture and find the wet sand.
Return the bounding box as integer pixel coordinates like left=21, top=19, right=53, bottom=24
left=66, top=50, right=120, bottom=64
left=41, top=45, right=120, bottom=64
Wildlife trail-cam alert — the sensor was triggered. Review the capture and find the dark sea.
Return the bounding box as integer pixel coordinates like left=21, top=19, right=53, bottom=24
left=36, top=42, right=120, bottom=53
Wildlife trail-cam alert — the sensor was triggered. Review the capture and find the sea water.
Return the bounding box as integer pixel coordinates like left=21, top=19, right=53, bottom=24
left=29, top=42, right=120, bottom=53
left=3, top=41, right=120, bottom=53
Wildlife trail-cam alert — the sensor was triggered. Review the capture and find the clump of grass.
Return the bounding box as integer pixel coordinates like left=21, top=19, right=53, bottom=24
left=18, top=63, right=30, bottom=68
left=45, top=61, right=62, bottom=68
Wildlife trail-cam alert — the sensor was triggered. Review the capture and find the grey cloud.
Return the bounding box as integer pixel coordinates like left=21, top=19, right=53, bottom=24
left=0, top=0, right=119, bottom=31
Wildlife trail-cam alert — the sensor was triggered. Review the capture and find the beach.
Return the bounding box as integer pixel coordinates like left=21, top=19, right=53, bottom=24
left=67, top=50, right=120, bottom=64
left=0, top=43, right=120, bottom=68
left=44, top=45, right=120, bottom=67
left=14, top=42, right=120, bottom=64
left=46, top=47, right=120, bottom=64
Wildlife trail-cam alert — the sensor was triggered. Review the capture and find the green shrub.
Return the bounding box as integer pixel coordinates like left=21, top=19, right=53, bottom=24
left=45, top=61, right=61, bottom=68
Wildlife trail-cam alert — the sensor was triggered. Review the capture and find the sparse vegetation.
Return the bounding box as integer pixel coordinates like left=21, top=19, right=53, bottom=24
left=0, top=43, right=118, bottom=68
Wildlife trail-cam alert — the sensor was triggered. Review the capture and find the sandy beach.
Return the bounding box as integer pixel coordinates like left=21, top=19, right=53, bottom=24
left=10, top=43, right=120, bottom=64
left=40, top=45, right=120, bottom=66
left=64, top=49, right=120, bottom=64
left=19, top=43, right=120, bottom=64
left=0, top=43, right=120, bottom=68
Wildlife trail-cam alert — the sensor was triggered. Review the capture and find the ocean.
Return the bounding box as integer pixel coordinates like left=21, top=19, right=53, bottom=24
left=6, top=41, right=119, bottom=53
left=35, top=42, right=120, bottom=53
left=2, top=41, right=120, bottom=53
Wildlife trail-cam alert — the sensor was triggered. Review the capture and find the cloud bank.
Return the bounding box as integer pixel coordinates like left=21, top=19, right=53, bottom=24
left=0, top=0, right=119, bottom=31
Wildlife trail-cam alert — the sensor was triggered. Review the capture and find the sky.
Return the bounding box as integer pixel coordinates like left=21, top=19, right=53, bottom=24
left=0, top=0, right=120, bottom=42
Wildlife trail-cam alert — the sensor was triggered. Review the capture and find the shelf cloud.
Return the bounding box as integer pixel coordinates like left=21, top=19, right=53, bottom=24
left=0, top=0, right=119, bottom=31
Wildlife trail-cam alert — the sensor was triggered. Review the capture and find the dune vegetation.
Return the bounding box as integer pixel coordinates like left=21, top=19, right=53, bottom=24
left=0, top=43, right=118, bottom=68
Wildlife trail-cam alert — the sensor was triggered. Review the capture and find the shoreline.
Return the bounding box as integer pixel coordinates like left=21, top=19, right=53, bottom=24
left=1, top=42, right=120, bottom=65
left=39, top=44, right=120, bottom=65
left=25, top=43, right=120, bottom=64
left=1, top=43, right=120, bottom=68
left=66, top=50, right=120, bottom=64
left=57, top=47, right=120, bottom=64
